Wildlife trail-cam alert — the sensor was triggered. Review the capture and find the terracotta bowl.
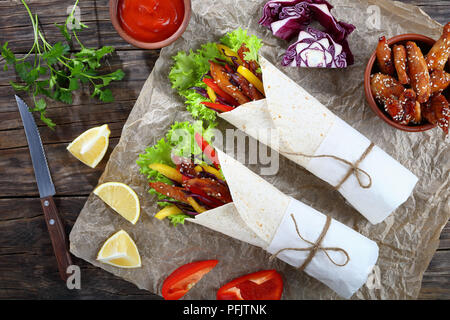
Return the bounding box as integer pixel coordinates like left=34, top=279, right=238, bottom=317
left=109, top=0, right=192, bottom=49
left=364, top=33, right=446, bottom=132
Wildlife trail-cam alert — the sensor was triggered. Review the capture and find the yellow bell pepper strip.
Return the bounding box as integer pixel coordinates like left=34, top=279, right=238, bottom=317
left=206, top=86, right=217, bottom=103
left=217, top=44, right=243, bottom=65
left=237, top=65, right=265, bottom=95
left=155, top=205, right=183, bottom=220
left=187, top=197, right=207, bottom=213
left=148, top=163, right=183, bottom=183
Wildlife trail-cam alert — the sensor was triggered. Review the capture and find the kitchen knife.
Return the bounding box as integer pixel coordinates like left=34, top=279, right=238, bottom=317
left=15, top=95, right=73, bottom=281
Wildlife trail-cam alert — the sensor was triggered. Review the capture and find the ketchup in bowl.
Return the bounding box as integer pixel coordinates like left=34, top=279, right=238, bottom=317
left=117, top=0, right=185, bottom=43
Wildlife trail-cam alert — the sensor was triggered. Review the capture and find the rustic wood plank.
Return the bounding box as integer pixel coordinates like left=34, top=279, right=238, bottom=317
left=401, top=1, right=450, bottom=25
left=0, top=138, right=118, bottom=198
left=0, top=0, right=447, bottom=300
left=0, top=0, right=134, bottom=52
left=419, top=250, right=450, bottom=300
left=0, top=196, right=161, bottom=299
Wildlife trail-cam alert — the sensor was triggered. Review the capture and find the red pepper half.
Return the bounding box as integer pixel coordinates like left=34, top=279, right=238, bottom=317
left=216, top=270, right=283, bottom=300
left=162, top=260, right=219, bottom=300
left=194, top=132, right=220, bottom=169
left=203, top=78, right=239, bottom=107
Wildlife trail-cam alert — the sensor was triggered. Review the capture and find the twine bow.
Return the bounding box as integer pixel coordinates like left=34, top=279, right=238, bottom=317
left=270, top=214, right=350, bottom=272
left=285, top=142, right=375, bottom=190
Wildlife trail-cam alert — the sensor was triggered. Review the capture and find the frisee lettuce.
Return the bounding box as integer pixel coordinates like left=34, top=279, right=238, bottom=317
left=169, top=28, right=263, bottom=124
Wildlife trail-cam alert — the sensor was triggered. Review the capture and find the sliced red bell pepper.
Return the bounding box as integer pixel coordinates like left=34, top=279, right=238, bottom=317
left=216, top=270, right=283, bottom=300
left=161, top=260, right=219, bottom=300
left=194, top=132, right=220, bottom=169
left=202, top=78, right=239, bottom=107
left=183, top=178, right=232, bottom=207
left=201, top=101, right=235, bottom=113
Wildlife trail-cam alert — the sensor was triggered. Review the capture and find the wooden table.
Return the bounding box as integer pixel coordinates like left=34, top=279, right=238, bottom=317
left=0, top=0, right=448, bottom=300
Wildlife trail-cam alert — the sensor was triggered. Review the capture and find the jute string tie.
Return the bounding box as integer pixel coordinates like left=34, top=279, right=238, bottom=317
left=270, top=214, right=350, bottom=272
left=285, top=142, right=375, bottom=190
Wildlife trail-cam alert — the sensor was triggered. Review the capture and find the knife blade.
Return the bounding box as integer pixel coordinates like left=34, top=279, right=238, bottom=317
left=16, top=95, right=73, bottom=281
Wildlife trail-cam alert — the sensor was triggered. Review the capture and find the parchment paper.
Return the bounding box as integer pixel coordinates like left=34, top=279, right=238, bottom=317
left=69, top=0, right=449, bottom=299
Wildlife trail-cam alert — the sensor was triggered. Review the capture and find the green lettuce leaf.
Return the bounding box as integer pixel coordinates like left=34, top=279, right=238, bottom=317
left=220, top=28, right=263, bottom=62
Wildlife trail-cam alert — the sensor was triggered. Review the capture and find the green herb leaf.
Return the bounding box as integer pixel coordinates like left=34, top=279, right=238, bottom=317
left=95, top=46, right=114, bottom=60
left=1, top=42, right=16, bottom=65
left=9, top=81, right=28, bottom=91
left=99, top=88, right=114, bottom=102
left=68, top=78, right=79, bottom=91
left=43, top=42, right=70, bottom=65
left=55, top=23, right=71, bottom=42
left=1, top=0, right=124, bottom=128
left=34, top=98, right=47, bottom=112
left=57, top=89, right=73, bottom=104
left=40, top=112, right=56, bottom=129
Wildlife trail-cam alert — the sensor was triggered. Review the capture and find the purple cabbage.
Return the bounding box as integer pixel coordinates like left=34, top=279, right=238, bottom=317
left=270, top=3, right=312, bottom=40
left=307, top=3, right=355, bottom=43
left=259, top=0, right=332, bottom=28
left=282, top=27, right=348, bottom=68
left=259, top=0, right=355, bottom=66
left=190, top=86, right=208, bottom=98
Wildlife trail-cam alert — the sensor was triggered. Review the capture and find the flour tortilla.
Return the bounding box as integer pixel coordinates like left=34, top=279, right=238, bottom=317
left=187, top=149, right=290, bottom=246
left=219, top=55, right=417, bottom=224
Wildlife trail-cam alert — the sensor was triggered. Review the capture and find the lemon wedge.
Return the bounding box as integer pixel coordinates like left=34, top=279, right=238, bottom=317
left=67, top=124, right=111, bottom=168
left=94, top=182, right=140, bottom=224
left=97, top=230, right=141, bottom=268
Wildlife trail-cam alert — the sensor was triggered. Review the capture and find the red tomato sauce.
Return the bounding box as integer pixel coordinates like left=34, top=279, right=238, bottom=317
left=117, top=0, right=185, bottom=43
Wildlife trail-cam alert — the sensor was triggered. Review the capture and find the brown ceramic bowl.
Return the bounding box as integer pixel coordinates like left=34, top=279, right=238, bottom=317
left=364, top=33, right=446, bottom=132
left=109, top=0, right=191, bottom=49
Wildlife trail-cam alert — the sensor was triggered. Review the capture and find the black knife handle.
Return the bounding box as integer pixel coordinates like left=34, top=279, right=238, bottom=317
left=41, top=196, right=73, bottom=281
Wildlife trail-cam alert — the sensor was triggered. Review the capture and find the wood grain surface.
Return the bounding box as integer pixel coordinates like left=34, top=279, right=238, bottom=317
left=0, top=0, right=448, bottom=300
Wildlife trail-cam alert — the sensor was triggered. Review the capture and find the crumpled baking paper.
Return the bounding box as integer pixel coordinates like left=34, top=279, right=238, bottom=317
left=69, top=0, right=449, bottom=299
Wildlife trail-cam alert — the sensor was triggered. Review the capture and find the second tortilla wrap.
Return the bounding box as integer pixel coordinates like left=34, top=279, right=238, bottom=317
left=219, top=56, right=418, bottom=224
left=188, top=149, right=379, bottom=298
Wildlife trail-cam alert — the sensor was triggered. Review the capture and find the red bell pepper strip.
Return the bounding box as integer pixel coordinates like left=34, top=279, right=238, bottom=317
left=183, top=178, right=232, bottom=206
left=216, top=270, right=283, bottom=300
left=202, top=78, right=239, bottom=107
left=194, top=132, right=220, bottom=169
left=200, top=101, right=234, bottom=113
left=162, top=260, right=219, bottom=300
left=224, top=63, right=234, bottom=74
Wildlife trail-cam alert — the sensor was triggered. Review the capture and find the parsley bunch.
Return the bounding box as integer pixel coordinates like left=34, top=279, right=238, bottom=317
left=0, top=0, right=125, bottom=128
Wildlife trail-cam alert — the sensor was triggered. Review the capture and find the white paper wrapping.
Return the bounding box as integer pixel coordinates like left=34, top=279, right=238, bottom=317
left=305, top=116, right=419, bottom=224
left=188, top=149, right=379, bottom=298
left=267, top=197, right=379, bottom=299
left=220, top=56, right=418, bottom=224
